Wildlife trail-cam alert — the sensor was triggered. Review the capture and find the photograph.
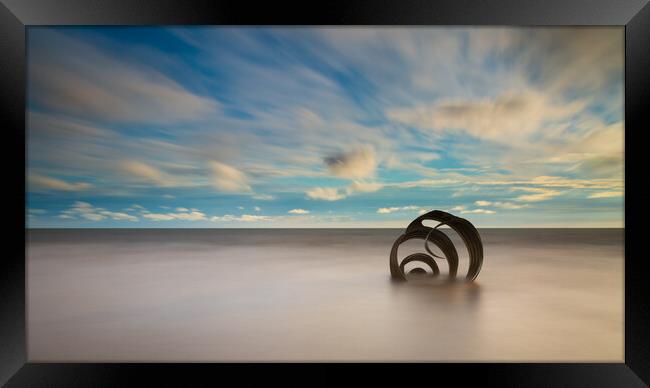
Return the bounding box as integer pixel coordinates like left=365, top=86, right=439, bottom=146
left=26, top=26, right=624, bottom=362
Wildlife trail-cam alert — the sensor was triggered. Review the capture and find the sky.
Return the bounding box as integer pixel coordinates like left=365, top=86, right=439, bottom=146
left=26, top=27, right=624, bottom=228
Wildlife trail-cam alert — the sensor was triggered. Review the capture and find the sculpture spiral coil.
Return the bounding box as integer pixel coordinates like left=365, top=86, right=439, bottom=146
left=389, top=210, right=483, bottom=282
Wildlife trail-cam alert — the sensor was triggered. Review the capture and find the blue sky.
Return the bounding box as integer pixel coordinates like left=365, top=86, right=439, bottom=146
left=26, top=27, right=624, bottom=228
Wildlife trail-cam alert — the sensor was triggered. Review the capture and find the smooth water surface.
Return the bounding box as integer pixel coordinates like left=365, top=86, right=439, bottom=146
left=27, top=229, right=623, bottom=361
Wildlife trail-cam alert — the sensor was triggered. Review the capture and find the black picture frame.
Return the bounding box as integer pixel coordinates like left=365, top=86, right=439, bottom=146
left=2, top=0, right=649, bottom=386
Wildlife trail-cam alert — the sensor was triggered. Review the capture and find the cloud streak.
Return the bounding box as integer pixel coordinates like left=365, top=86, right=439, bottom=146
left=119, top=161, right=170, bottom=186
left=59, top=202, right=138, bottom=222
left=29, top=30, right=218, bottom=124
left=306, top=187, right=346, bottom=201
left=211, top=214, right=272, bottom=222
left=29, top=173, right=92, bottom=192
left=210, top=161, right=252, bottom=193
left=387, top=92, right=586, bottom=145
left=143, top=210, right=207, bottom=221
left=377, top=205, right=421, bottom=214
left=588, top=191, right=623, bottom=199
left=514, top=187, right=563, bottom=202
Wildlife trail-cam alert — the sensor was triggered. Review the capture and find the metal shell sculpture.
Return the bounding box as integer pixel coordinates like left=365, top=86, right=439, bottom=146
left=390, top=210, right=483, bottom=282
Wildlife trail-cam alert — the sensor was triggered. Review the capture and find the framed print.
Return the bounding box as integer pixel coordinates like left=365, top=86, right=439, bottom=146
left=1, top=0, right=649, bottom=386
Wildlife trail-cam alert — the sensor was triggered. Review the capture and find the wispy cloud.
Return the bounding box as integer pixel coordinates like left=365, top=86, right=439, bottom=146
left=474, top=200, right=527, bottom=209
left=211, top=214, right=272, bottom=222
left=493, top=202, right=528, bottom=209
left=29, top=173, right=92, bottom=191
left=29, top=29, right=218, bottom=124
left=288, top=209, right=310, bottom=214
left=252, top=194, right=275, bottom=200
left=461, top=208, right=496, bottom=215
left=387, top=92, right=586, bottom=145
left=210, top=161, right=251, bottom=193
left=588, top=191, right=623, bottom=199
left=377, top=205, right=421, bottom=214
left=119, top=161, right=170, bottom=186
left=59, top=201, right=138, bottom=221
left=143, top=210, right=207, bottom=221
left=306, top=187, right=346, bottom=201
left=346, top=181, right=383, bottom=194
left=514, top=187, right=563, bottom=202
left=448, top=205, right=495, bottom=215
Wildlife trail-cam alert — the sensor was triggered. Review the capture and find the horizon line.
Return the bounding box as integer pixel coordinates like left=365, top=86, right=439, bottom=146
left=25, top=226, right=626, bottom=230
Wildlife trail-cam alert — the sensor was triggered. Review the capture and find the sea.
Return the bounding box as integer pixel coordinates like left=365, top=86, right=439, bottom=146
left=26, top=228, right=624, bottom=361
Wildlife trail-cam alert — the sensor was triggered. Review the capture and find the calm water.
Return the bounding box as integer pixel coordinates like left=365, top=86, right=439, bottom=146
left=27, top=228, right=624, bottom=361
